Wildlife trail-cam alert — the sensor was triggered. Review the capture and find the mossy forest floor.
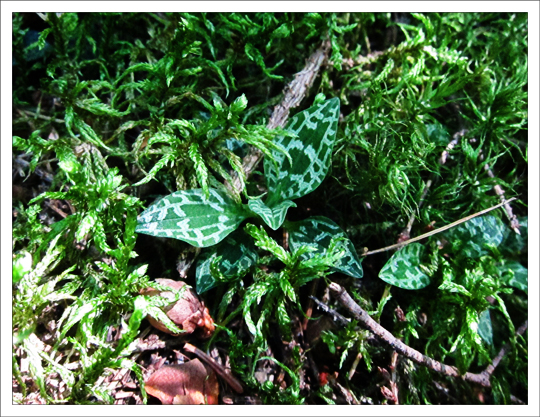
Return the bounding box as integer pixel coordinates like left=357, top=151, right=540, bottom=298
left=12, top=12, right=529, bottom=406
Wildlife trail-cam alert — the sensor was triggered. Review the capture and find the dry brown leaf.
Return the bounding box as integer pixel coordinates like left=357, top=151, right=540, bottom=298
left=144, top=359, right=219, bottom=405
left=141, top=279, right=214, bottom=338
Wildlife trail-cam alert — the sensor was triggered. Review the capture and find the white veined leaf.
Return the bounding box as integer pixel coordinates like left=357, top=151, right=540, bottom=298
left=195, top=229, right=258, bottom=294
left=247, top=198, right=297, bottom=230
left=443, top=215, right=506, bottom=259
left=264, top=98, right=340, bottom=205
left=477, top=309, right=493, bottom=346
left=136, top=188, right=249, bottom=247
left=379, top=243, right=430, bottom=290
left=287, top=216, right=363, bottom=279
left=497, top=260, right=528, bottom=293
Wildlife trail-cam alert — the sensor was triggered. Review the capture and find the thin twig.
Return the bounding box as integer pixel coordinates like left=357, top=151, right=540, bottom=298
left=319, top=283, right=527, bottom=389
left=389, top=350, right=399, bottom=404
left=44, top=200, right=69, bottom=219
left=478, top=147, right=521, bottom=234
left=398, top=178, right=432, bottom=243
left=510, top=394, right=526, bottom=405
left=440, top=129, right=467, bottom=165
left=482, top=320, right=528, bottom=380
left=183, top=343, right=244, bottom=394
left=228, top=39, right=331, bottom=193
left=361, top=197, right=517, bottom=257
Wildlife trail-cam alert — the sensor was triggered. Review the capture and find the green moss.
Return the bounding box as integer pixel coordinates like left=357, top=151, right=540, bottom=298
left=12, top=12, right=527, bottom=405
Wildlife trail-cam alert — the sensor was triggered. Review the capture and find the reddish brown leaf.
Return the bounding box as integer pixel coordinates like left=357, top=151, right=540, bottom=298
left=141, top=279, right=214, bottom=338
left=144, top=359, right=219, bottom=405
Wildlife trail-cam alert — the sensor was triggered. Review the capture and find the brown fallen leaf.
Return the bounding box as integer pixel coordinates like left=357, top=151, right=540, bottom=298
left=141, top=279, right=214, bottom=338
left=145, top=359, right=219, bottom=405
left=184, top=343, right=244, bottom=394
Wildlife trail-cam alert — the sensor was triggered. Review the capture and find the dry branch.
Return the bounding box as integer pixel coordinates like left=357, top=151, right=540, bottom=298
left=478, top=147, right=521, bottom=234
left=315, top=282, right=528, bottom=389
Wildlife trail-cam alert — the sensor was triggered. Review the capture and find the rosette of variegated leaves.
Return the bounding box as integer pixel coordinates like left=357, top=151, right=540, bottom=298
left=136, top=98, right=364, bottom=293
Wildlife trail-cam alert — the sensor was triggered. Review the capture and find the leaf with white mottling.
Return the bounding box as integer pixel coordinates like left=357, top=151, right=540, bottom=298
left=265, top=98, right=340, bottom=205
left=443, top=215, right=506, bottom=259
left=498, top=260, right=528, bottom=293
left=196, top=230, right=258, bottom=294
left=247, top=198, right=297, bottom=230
left=135, top=189, right=249, bottom=247
left=287, top=216, right=363, bottom=279
left=379, top=243, right=430, bottom=290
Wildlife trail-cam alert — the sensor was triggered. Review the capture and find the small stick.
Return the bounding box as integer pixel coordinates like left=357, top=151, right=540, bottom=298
left=439, top=129, right=467, bottom=165
left=320, top=283, right=528, bottom=388
left=183, top=343, right=243, bottom=394
left=389, top=350, right=399, bottom=404
left=347, top=351, right=362, bottom=380
left=482, top=320, right=528, bottom=380
left=398, top=178, right=432, bottom=242
left=44, top=200, right=69, bottom=219
left=362, top=197, right=517, bottom=257
left=479, top=148, right=521, bottom=235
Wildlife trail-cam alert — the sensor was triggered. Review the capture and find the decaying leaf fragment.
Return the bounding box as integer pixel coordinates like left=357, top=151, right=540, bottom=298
left=145, top=359, right=219, bottom=404
left=141, top=278, right=215, bottom=338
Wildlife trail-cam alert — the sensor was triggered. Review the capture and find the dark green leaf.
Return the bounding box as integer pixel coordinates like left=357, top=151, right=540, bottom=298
left=248, top=198, right=296, bottom=230
left=443, top=215, right=506, bottom=258
left=196, top=229, right=258, bottom=293
left=265, top=98, right=340, bottom=205
left=136, top=189, right=249, bottom=247
left=379, top=243, right=430, bottom=290
left=478, top=309, right=493, bottom=346
left=498, top=260, right=528, bottom=293
left=287, top=216, right=363, bottom=279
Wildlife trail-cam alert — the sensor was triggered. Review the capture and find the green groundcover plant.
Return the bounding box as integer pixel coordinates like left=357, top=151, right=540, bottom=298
left=12, top=12, right=527, bottom=405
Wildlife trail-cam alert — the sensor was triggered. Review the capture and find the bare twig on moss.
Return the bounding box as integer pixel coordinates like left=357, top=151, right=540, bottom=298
left=510, top=394, right=526, bottom=405
left=439, top=129, right=467, bottom=165
left=229, top=39, right=331, bottom=193
left=478, top=146, right=521, bottom=234
left=361, top=197, right=517, bottom=257
left=398, top=178, right=432, bottom=243
left=482, top=319, right=528, bottom=380
left=318, top=282, right=528, bottom=389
